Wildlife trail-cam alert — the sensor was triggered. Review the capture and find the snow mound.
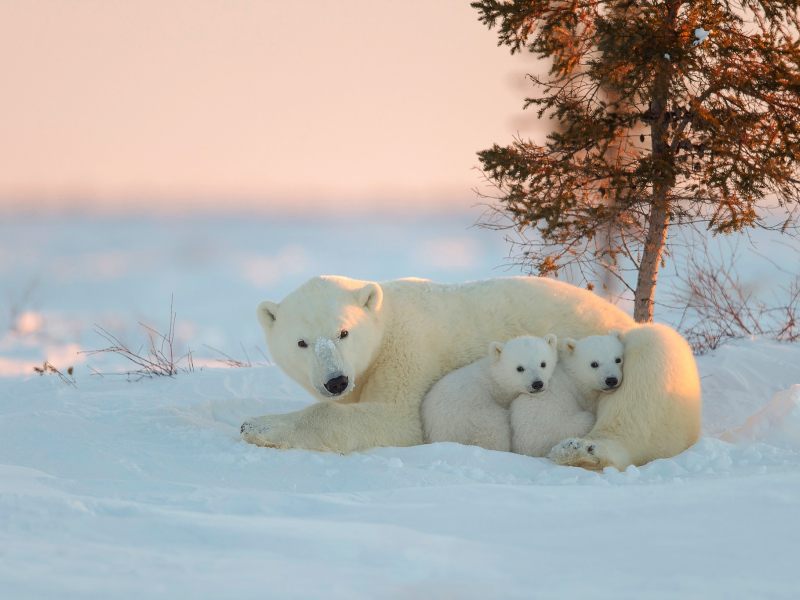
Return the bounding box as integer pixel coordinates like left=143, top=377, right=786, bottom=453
left=720, top=384, right=800, bottom=450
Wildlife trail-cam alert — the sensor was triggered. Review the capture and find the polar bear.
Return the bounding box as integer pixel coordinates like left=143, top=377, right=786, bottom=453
left=510, top=333, right=624, bottom=458
left=241, top=276, right=701, bottom=471
left=563, top=332, right=626, bottom=412
left=421, top=335, right=558, bottom=452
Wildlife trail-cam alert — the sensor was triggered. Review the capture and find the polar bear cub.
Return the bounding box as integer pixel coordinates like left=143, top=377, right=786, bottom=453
left=510, top=332, right=625, bottom=458
left=422, top=335, right=558, bottom=452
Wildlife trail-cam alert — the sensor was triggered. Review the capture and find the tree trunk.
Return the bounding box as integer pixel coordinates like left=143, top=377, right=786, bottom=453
left=636, top=9, right=676, bottom=325
left=634, top=201, right=670, bottom=322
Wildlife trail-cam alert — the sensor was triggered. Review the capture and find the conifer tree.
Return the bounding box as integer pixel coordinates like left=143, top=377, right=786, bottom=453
left=472, top=0, right=800, bottom=322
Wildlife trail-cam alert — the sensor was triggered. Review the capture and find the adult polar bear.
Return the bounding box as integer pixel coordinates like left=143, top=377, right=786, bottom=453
left=241, top=275, right=701, bottom=470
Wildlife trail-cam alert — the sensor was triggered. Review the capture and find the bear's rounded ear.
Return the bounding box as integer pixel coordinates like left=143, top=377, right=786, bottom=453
left=564, top=339, right=577, bottom=354
left=610, top=329, right=623, bottom=341
left=544, top=334, right=558, bottom=349
left=357, top=283, right=383, bottom=312
left=256, top=300, right=280, bottom=329
left=488, top=342, right=503, bottom=360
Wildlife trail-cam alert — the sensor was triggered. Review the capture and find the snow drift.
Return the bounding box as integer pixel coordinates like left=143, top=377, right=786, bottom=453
left=721, top=384, right=800, bottom=451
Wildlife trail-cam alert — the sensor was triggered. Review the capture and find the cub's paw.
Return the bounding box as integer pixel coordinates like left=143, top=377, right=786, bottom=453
left=548, top=438, right=608, bottom=471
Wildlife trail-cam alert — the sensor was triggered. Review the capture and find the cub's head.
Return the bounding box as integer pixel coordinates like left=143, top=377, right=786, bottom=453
left=563, top=331, right=624, bottom=392
left=256, top=276, right=385, bottom=401
left=488, top=335, right=558, bottom=396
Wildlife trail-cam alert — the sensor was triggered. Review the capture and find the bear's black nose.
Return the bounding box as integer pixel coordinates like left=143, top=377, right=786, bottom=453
left=324, top=375, right=349, bottom=395
left=532, top=380, right=543, bottom=391
left=605, top=377, right=618, bottom=388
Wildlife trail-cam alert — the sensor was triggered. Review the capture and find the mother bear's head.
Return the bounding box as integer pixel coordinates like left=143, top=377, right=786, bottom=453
left=256, top=276, right=385, bottom=401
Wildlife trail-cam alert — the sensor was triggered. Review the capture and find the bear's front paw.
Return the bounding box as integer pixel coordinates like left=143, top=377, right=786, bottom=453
left=240, top=420, right=263, bottom=435
left=240, top=415, right=296, bottom=449
left=548, top=438, right=608, bottom=471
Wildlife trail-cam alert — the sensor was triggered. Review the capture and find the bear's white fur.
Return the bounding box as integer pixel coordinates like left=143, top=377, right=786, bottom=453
left=510, top=333, right=624, bottom=458
left=421, top=335, right=558, bottom=451
left=241, top=276, right=702, bottom=471
left=562, top=332, right=625, bottom=411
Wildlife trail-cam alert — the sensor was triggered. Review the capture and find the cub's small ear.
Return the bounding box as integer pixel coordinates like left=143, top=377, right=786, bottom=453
left=256, top=300, right=280, bottom=329
left=544, top=334, right=558, bottom=349
left=564, top=339, right=577, bottom=354
left=489, top=342, right=503, bottom=359
left=358, top=282, right=383, bottom=312
left=611, top=329, right=623, bottom=341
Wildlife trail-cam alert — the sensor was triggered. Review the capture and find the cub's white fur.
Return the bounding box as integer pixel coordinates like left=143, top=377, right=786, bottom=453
left=242, top=276, right=701, bottom=471
left=421, top=335, right=557, bottom=451
left=510, top=332, right=624, bottom=457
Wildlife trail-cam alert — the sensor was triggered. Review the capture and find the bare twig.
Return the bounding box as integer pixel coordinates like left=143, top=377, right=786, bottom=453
left=203, top=343, right=272, bottom=368
left=82, top=295, right=195, bottom=380
left=254, top=345, right=273, bottom=365
left=670, top=240, right=800, bottom=354
left=6, top=279, right=40, bottom=334
left=33, top=361, right=76, bottom=388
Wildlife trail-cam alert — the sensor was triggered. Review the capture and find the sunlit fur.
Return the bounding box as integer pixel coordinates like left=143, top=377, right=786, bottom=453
left=242, top=276, right=702, bottom=470
left=510, top=333, right=625, bottom=458
left=549, top=324, right=702, bottom=470
left=421, top=335, right=558, bottom=451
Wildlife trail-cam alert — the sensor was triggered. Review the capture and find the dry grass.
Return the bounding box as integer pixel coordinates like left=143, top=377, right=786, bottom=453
left=82, top=296, right=196, bottom=380
left=670, top=241, right=800, bottom=354
left=33, top=361, right=77, bottom=388
left=203, top=343, right=271, bottom=368
left=6, top=279, right=39, bottom=334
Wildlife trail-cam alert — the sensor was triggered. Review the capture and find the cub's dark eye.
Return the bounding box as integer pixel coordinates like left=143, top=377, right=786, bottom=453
left=298, top=340, right=308, bottom=348
left=615, top=358, right=622, bottom=364
left=516, top=366, right=525, bottom=372
left=541, top=362, right=546, bottom=368
left=339, top=330, right=349, bottom=339
left=591, top=361, right=599, bottom=368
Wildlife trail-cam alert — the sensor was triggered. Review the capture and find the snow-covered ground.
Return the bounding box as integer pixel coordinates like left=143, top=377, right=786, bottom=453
left=2, top=215, right=800, bottom=598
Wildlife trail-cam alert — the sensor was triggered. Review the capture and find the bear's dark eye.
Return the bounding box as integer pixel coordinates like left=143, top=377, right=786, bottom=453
left=540, top=362, right=546, bottom=368
left=516, top=366, right=525, bottom=372
left=615, top=358, right=621, bottom=364
left=298, top=340, right=308, bottom=348
left=339, top=330, right=348, bottom=339
left=591, top=361, right=599, bottom=368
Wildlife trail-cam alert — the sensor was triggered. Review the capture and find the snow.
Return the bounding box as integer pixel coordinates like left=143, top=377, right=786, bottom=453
left=721, top=385, right=800, bottom=451
left=314, top=337, right=338, bottom=367
left=2, top=215, right=800, bottom=598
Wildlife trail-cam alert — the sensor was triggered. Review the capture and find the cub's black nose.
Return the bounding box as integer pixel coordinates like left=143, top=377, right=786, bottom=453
left=324, top=375, right=349, bottom=395
left=605, top=377, right=618, bottom=388
left=532, top=380, right=543, bottom=391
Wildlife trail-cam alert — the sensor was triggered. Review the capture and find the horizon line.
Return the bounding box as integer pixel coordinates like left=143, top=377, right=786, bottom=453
left=0, top=193, right=498, bottom=219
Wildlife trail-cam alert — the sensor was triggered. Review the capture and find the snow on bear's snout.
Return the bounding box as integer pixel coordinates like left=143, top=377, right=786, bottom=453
left=255, top=279, right=386, bottom=402
left=314, top=337, right=352, bottom=397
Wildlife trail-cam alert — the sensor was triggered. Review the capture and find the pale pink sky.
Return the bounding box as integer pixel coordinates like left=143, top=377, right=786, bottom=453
left=0, top=0, right=547, bottom=214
